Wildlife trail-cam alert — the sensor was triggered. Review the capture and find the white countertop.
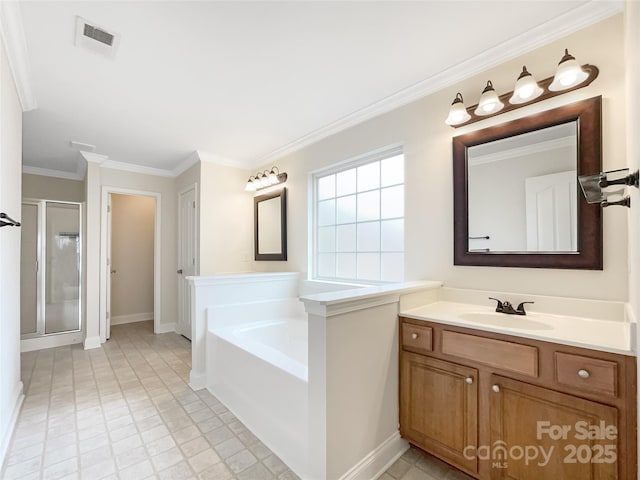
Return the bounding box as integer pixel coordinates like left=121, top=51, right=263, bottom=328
left=401, top=301, right=635, bottom=356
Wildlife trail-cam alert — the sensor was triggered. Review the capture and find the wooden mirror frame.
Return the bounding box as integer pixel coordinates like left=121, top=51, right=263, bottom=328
left=453, top=96, right=602, bottom=269
left=254, top=188, right=287, bottom=261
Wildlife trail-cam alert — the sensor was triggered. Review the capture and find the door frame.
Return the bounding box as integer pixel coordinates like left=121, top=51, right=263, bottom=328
left=100, top=187, right=162, bottom=342
left=177, top=182, right=199, bottom=338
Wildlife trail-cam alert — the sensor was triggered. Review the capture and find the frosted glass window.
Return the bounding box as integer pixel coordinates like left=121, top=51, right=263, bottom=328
left=357, top=222, right=380, bottom=252
left=357, top=162, right=380, bottom=192
left=336, top=224, right=356, bottom=252
left=357, top=191, right=380, bottom=222
left=381, top=219, right=403, bottom=251
left=336, top=253, right=357, bottom=278
left=337, top=169, right=357, bottom=196
left=381, top=154, right=404, bottom=187
left=318, top=226, right=336, bottom=253
left=382, top=253, right=404, bottom=282
left=357, top=253, right=380, bottom=281
left=318, top=199, right=335, bottom=226
left=318, top=253, right=336, bottom=277
left=336, top=195, right=356, bottom=224
left=318, top=175, right=335, bottom=200
left=381, top=185, right=404, bottom=219
left=313, top=148, right=404, bottom=283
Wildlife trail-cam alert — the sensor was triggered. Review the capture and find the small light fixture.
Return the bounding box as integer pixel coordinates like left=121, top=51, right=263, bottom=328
left=244, top=166, right=288, bottom=192
left=549, top=49, right=589, bottom=91
left=445, top=93, right=471, bottom=126
left=509, top=66, right=543, bottom=104
left=474, top=81, right=504, bottom=116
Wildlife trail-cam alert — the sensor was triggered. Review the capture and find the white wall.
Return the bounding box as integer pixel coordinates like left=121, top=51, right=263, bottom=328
left=253, top=15, right=628, bottom=301
left=0, top=35, right=24, bottom=465
left=110, top=194, right=155, bottom=323
left=22, top=173, right=85, bottom=202
left=199, top=161, right=253, bottom=275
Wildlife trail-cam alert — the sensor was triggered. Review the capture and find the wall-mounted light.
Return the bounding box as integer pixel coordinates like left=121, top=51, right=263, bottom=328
left=474, top=81, right=504, bottom=116
left=445, top=93, right=471, bottom=126
left=244, top=166, right=288, bottom=192
left=549, top=49, right=589, bottom=91
left=578, top=168, right=639, bottom=208
left=509, top=66, right=543, bottom=104
left=445, top=49, right=598, bottom=127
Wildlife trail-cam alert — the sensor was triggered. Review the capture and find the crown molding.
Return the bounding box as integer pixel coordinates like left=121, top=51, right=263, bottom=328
left=80, top=151, right=109, bottom=164
left=172, top=151, right=201, bottom=177
left=251, top=0, right=623, bottom=168
left=0, top=1, right=36, bottom=111
left=197, top=150, right=245, bottom=169
left=22, top=165, right=84, bottom=181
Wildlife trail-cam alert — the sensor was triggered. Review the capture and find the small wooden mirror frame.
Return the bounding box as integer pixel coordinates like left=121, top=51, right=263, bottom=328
left=254, top=188, right=287, bottom=261
left=453, top=96, right=602, bottom=269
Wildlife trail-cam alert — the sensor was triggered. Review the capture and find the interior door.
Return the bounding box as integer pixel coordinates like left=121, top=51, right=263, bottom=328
left=20, top=203, right=39, bottom=336
left=106, top=194, right=113, bottom=340
left=178, top=186, right=197, bottom=339
left=525, top=170, right=577, bottom=251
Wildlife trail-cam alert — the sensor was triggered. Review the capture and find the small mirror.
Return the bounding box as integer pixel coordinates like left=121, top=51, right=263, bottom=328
left=453, top=96, right=602, bottom=269
left=254, top=188, right=287, bottom=261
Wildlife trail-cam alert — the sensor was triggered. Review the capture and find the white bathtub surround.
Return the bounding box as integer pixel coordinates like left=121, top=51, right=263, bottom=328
left=187, top=272, right=302, bottom=390
left=401, top=287, right=636, bottom=355
left=187, top=272, right=442, bottom=480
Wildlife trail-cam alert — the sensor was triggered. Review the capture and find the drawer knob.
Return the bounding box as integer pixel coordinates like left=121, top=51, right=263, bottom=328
left=465, top=377, right=473, bottom=385
left=492, top=384, right=500, bottom=393
left=411, top=333, right=418, bottom=340
left=578, top=369, right=590, bottom=379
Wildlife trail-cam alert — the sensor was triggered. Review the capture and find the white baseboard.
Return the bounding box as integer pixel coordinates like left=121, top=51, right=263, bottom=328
left=21, top=331, right=84, bottom=352
left=189, top=371, right=206, bottom=391
left=155, top=322, right=177, bottom=334
left=338, top=431, right=409, bottom=480
left=83, top=335, right=102, bottom=350
left=111, top=312, right=154, bottom=325
left=0, top=381, right=24, bottom=470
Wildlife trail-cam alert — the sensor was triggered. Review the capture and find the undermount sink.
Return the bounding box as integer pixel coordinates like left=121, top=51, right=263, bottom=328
left=457, top=312, right=554, bottom=330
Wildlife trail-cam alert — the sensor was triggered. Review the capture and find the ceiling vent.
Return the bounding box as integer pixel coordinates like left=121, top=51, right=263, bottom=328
left=75, top=17, right=120, bottom=59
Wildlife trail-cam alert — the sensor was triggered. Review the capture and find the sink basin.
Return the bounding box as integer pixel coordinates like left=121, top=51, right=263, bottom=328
left=458, top=312, right=554, bottom=330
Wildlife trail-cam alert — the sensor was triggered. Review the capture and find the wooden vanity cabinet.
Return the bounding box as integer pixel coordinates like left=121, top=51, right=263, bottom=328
left=399, top=317, right=637, bottom=480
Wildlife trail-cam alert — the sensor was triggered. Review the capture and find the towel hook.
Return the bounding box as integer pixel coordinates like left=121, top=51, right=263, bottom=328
left=0, top=212, right=21, bottom=228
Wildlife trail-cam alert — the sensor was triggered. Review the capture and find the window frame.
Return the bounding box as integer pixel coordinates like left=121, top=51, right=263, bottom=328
left=310, top=145, right=405, bottom=285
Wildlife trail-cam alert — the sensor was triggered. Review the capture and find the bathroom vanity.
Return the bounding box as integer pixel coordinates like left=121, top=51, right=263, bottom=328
left=399, top=302, right=637, bottom=480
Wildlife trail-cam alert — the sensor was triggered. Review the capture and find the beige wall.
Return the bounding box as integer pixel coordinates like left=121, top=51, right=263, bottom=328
left=253, top=15, right=628, bottom=301
left=22, top=173, right=85, bottom=202
left=110, top=194, right=155, bottom=323
left=0, top=35, right=24, bottom=462
left=199, top=161, right=253, bottom=275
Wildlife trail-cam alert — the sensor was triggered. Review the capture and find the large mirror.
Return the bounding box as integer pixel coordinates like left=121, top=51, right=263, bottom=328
left=453, top=96, right=602, bottom=269
left=254, top=188, right=287, bottom=261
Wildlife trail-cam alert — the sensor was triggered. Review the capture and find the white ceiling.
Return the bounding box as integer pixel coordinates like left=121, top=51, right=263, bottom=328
left=16, top=0, right=616, bottom=176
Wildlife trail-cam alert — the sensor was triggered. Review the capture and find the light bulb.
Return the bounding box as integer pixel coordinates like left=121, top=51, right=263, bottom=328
left=474, top=81, right=504, bottom=116
left=445, top=93, right=471, bottom=126
left=509, top=66, right=543, bottom=105
left=549, top=49, right=588, bottom=92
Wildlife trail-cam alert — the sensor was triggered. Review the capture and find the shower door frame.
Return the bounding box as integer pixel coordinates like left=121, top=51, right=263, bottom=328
left=20, top=199, right=83, bottom=339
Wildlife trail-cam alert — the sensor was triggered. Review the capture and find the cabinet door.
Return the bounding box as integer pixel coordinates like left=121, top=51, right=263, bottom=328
left=490, top=375, right=618, bottom=480
left=400, top=352, right=478, bottom=474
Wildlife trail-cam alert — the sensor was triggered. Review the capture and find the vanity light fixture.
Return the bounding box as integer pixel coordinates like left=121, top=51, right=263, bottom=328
left=549, top=49, right=589, bottom=91
left=445, top=48, right=598, bottom=127
left=474, top=81, right=504, bottom=116
left=509, top=66, right=543, bottom=104
left=244, top=166, right=288, bottom=192
left=445, top=93, right=471, bottom=126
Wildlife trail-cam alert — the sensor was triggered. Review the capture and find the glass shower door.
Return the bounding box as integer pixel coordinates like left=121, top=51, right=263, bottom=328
left=44, top=202, right=81, bottom=334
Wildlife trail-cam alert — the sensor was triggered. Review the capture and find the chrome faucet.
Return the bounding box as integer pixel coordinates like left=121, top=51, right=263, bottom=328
left=488, top=297, right=534, bottom=316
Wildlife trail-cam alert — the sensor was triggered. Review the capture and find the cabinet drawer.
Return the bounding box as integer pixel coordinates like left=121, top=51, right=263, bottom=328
left=555, top=352, right=618, bottom=397
left=401, top=323, right=433, bottom=354
left=442, top=330, right=538, bottom=377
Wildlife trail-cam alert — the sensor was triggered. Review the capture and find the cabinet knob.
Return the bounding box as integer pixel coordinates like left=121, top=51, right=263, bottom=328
left=578, top=369, right=590, bottom=379
left=411, top=333, right=418, bottom=340
left=465, top=377, right=473, bottom=385
left=492, top=384, right=500, bottom=393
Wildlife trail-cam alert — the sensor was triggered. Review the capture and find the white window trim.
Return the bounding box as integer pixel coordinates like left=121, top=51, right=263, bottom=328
left=309, top=144, right=404, bottom=285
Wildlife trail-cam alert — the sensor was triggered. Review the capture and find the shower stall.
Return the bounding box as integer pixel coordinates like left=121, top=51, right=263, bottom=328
left=20, top=200, right=82, bottom=347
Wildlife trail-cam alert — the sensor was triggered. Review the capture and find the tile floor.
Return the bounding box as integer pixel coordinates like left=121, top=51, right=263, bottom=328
left=2, top=320, right=467, bottom=480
